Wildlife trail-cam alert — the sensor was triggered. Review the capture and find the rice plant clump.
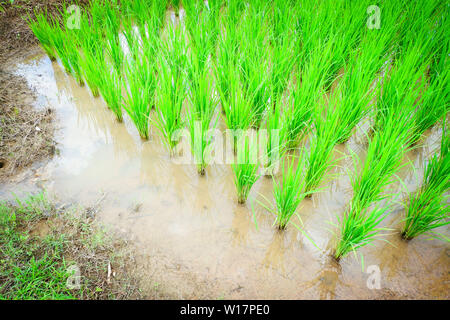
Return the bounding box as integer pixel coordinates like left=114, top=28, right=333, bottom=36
left=232, top=137, right=260, bottom=204
left=303, top=95, right=342, bottom=195
left=268, top=153, right=309, bottom=230
left=402, top=125, right=450, bottom=241
left=186, top=63, right=218, bottom=175
left=27, top=9, right=57, bottom=61
left=262, top=98, right=287, bottom=176
left=220, top=67, right=254, bottom=154
left=122, top=23, right=159, bottom=139
left=153, top=22, right=187, bottom=152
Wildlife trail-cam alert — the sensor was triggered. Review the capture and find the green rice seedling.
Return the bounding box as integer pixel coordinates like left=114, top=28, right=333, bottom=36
left=232, top=137, right=260, bottom=204
left=225, top=0, right=246, bottom=27
left=269, top=0, right=295, bottom=45
left=98, top=66, right=123, bottom=122
left=187, top=52, right=218, bottom=174
left=410, top=63, right=449, bottom=145
left=153, top=22, right=187, bottom=151
left=295, top=0, right=337, bottom=68
left=153, top=56, right=186, bottom=151
left=187, top=59, right=217, bottom=124
left=122, top=39, right=157, bottom=139
left=79, top=40, right=104, bottom=97
left=269, top=35, right=297, bottom=108
left=283, top=42, right=335, bottom=149
left=186, top=76, right=218, bottom=174
left=102, top=1, right=123, bottom=77
left=27, top=9, right=57, bottom=61
left=184, top=0, right=220, bottom=73
left=218, top=67, right=254, bottom=154
left=122, top=0, right=150, bottom=38
left=214, top=22, right=240, bottom=109
left=303, top=96, right=343, bottom=196
left=262, top=152, right=310, bottom=230
left=374, top=40, right=432, bottom=134
left=234, top=1, right=271, bottom=128
left=76, top=10, right=105, bottom=97
left=262, top=97, right=287, bottom=175
left=49, top=24, right=72, bottom=75
left=159, top=20, right=187, bottom=85
left=334, top=204, right=390, bottom=262
left=402, top=124, right=450, bottom=241
left=239, top=47, right=270, bottom=128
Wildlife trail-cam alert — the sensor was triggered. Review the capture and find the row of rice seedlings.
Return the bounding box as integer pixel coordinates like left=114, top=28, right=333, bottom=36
left=402, top=124, right=450, bottom=241
left=153, top=21, right=187, bottom=152
left=334, top=109, right=418, bottom=261
left=291, top=20, right=398, bottom=198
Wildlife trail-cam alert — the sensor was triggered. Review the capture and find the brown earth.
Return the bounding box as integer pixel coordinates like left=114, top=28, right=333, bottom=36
left=0, top=0, right=72, bottom=180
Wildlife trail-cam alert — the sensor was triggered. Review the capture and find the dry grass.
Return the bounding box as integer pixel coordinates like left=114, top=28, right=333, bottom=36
left=0, top=70, right=56, bottom=180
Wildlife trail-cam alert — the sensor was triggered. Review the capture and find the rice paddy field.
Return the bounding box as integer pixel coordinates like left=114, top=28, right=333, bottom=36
left=1, top=0, right=449, bottom=299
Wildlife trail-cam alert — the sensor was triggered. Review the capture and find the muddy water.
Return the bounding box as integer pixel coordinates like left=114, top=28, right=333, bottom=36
left=2, top=54, right=449, bottom=299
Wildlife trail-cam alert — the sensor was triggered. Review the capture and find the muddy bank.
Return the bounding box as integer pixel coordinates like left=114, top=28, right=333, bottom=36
left=1, top=52, right=448, bottom=299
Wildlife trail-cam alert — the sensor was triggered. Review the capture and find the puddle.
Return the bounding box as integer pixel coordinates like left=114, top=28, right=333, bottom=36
left=1, top=52, right=449, bottom=299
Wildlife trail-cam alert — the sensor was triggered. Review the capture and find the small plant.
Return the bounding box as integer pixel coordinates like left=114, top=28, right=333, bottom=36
left=28, top=9, right=57, bottom=61
left=153, top=22, right=187, bottom=152
left=98, top=64, right=123, bottom=122
left=402, top=124, right=450, bottom=241
left=219, top=67, right=254, bottom=153
left=186, top=62, right=218, bottom=174
left=303, top=97, right=342, bottom=195
left=232, top=137, right=260, bottom=204
left=264, top=153, right=310, bottom=230
left=123, top=33, right=158, bottom=139
left=334, top=204, right=390, bottom=261
left=262, top=98, right=287, bottom=175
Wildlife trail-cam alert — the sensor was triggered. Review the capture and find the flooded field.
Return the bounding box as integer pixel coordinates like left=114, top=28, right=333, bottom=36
left=1, top=53, right=448, bottom=299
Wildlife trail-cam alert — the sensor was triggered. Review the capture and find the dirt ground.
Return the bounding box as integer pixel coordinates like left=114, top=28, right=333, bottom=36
left=0, top=1, right=71, bottom=180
